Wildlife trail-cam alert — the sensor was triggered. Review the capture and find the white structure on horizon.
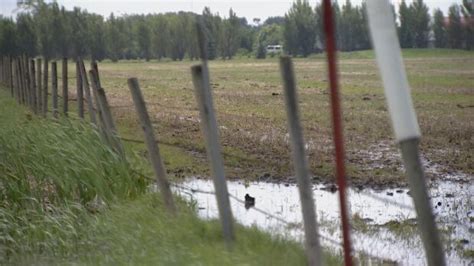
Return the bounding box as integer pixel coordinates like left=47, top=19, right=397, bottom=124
left=266, top=45, right=283, bottom=55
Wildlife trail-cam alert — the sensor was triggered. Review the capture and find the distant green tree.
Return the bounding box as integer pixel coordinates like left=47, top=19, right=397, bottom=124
left=398, top=0, right=414, bottom=48
left=448, top=4, right=464, bottom=49
left=202, top=7, right=221, bottom=60
left=137, top=19, right=151, bottom=61
left=106, top=13, right=126, bottom=62
left=88, top=13, right=106, bottom=61
left=264, top=16, right=285, bottom=26
left=220, top=9, right=241, bottom=59
left=340, top=0, right=362, bottom=51
left=314, top=2, right=324, bottom=51
left=410, top=0, right=430, bottom=48
left=183, top=13, right=199, bottom=60
left=461, top=0, right=474, bottom=49
left=239, top=19, right=257, bottom=53
left=167, top=14, right=187, bottom=61
left=54, top=5, right=71, bottom=57
left=34, top=1, right=55, bottom=59
left=283, top=0, right=316, bottom=57
left=69, top=7, right=89, bottom=59
left=0, top=17, right=17, bottom=55
left=254, top=24, right=283, bottom=59
left=255, top=41, right=266, bottom=59
left=433, top=9, right=448, bottom=48
left=356, top=2, right=371, bottom=50
left=15, top=13, right=37, bottom=56
left=150, top=15, right=168, bottom=60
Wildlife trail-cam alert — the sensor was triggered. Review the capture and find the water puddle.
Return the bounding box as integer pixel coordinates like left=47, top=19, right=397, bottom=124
left=175, top=178, right=473, bottom=265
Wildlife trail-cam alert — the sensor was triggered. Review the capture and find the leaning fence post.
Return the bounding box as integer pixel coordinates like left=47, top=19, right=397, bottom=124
left=89, top=69, right=125, bottom=159
left=127, top=78, right=176, bottom=213
left=51, top=61, right=58, bottom=119
left=76, top=60, right=84, bottom=118
left=23, top=56, right=31, bottom=108
left=280, top=56, right=323, bottom=266
left=37, top=58, right=42, bottom=113
left=366, top=1, right=445, bottom=265
left=88, top=61, right=108, bottom=130
left=18, top=56, right=25, bottom=105
left=20, top=56, right=27, bottom=105
left=191, top=64, right=235, bottom=245
left=42, top=58, right=49, bottom=117
left=191, top=20, right=234, bottom=246
left=62, top=57, right=68, bottom=116
left=13, top=58, right=20, bottom=103
left=78, top=60, right=97, bottom=125
left=9, top=56, right=14, bottom=97
left=30, top=59, right=37, bottom=114
left=0, top=57, right=3, bottom=86
left=15, top=58, right=22, bottom=104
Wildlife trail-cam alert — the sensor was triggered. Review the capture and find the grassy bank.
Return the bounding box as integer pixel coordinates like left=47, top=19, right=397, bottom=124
left=0, top=90, right=339, bottom=265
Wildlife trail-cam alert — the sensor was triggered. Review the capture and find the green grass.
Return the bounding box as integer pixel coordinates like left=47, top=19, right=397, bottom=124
left=0, top=89, right=338, bottom=265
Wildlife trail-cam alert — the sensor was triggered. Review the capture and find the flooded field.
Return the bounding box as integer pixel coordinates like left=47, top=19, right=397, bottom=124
left=175, top=177, right=473, bottom=265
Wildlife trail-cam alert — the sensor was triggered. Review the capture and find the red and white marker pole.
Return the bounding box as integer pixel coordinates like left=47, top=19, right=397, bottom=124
left=322, top=1, right=353, bottom=265
left=366, top=1, right=445, bottom=265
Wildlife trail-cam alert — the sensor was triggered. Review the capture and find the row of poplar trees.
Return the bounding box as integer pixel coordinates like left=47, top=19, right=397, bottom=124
left=279, top=0, right=474, bottom=57
left=0, top=0, right=473, bottom=62
left=0, top=0, right=248, bottom=61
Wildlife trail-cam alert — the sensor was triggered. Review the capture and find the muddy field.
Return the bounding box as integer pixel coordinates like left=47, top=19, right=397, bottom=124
left=85, top=49, right=473, bottom=187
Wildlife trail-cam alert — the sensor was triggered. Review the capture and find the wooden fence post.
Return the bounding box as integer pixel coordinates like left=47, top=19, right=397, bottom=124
left=30, top=59, right=37, bottom=114
left=42, top=58, right=49, bottom=117
left=23, top=56, right=31, bottom=108
left=88, top=61, right=108, bottom=130
left=193, top=20, right=234, bottom=246
left=0, top=57, right=3, bottom=86
left=52, top=61, right=58, bottom=118
left=17, top=56, right=23, bottom=104
left=12, top=57, right=20, bottom=102
left=14, top=58, right=21, bottom=104
left=37, top=58, right=42, bottom=113
left=191, top=65, right=235, bottom=245
left=280, top=56, right=323, bottom=266
left=127, top=78, right=176, bottom=214
left=89, top=69, right=125, bottom=159
left=76, top=60, right=84, bottom=118
left=62, top=57, right=68, bottom=116
left=9, top=56, right=13, bottom=97
left=21, top=56, right=26, bottom=105
left=78, top=60, right=97, bottom=125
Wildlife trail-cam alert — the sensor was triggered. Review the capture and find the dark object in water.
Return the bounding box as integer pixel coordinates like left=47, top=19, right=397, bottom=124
left=245, top=193, right=255, bottom=209
left=321, top=184, right=338, bottom=193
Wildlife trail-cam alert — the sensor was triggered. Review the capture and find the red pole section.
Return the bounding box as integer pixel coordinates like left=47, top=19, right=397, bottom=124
left=322, top=0, right=353, bottom=265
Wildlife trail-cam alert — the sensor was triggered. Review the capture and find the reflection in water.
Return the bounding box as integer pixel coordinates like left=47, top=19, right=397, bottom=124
left=174, top=178, right=473, bottom=265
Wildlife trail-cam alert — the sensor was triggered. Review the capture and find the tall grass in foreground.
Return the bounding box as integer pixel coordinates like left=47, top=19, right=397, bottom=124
left=0, top=95, right=147, bottom=260
left=0, top=92, right=339, bottom=265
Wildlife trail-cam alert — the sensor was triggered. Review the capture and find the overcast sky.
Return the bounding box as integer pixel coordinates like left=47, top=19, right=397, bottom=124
left=0, top=0, right=463, bottom=22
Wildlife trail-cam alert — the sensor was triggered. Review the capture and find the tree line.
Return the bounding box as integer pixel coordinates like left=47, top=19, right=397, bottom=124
left=0, top=0, right=473, bottom=62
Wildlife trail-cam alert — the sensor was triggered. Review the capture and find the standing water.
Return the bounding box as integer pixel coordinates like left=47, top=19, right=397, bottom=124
left=174, top=178, right=473, bottom=265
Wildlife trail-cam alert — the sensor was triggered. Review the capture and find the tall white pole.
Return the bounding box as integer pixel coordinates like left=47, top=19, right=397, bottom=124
left=366, top=1, right=445, bottom=265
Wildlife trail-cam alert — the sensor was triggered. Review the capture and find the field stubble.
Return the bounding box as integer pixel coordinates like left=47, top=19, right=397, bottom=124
left=88, top=50, right=473, bottom=187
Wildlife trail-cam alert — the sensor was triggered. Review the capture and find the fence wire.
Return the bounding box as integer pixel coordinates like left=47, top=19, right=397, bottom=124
left=171, top=182, right=344, bottom=247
